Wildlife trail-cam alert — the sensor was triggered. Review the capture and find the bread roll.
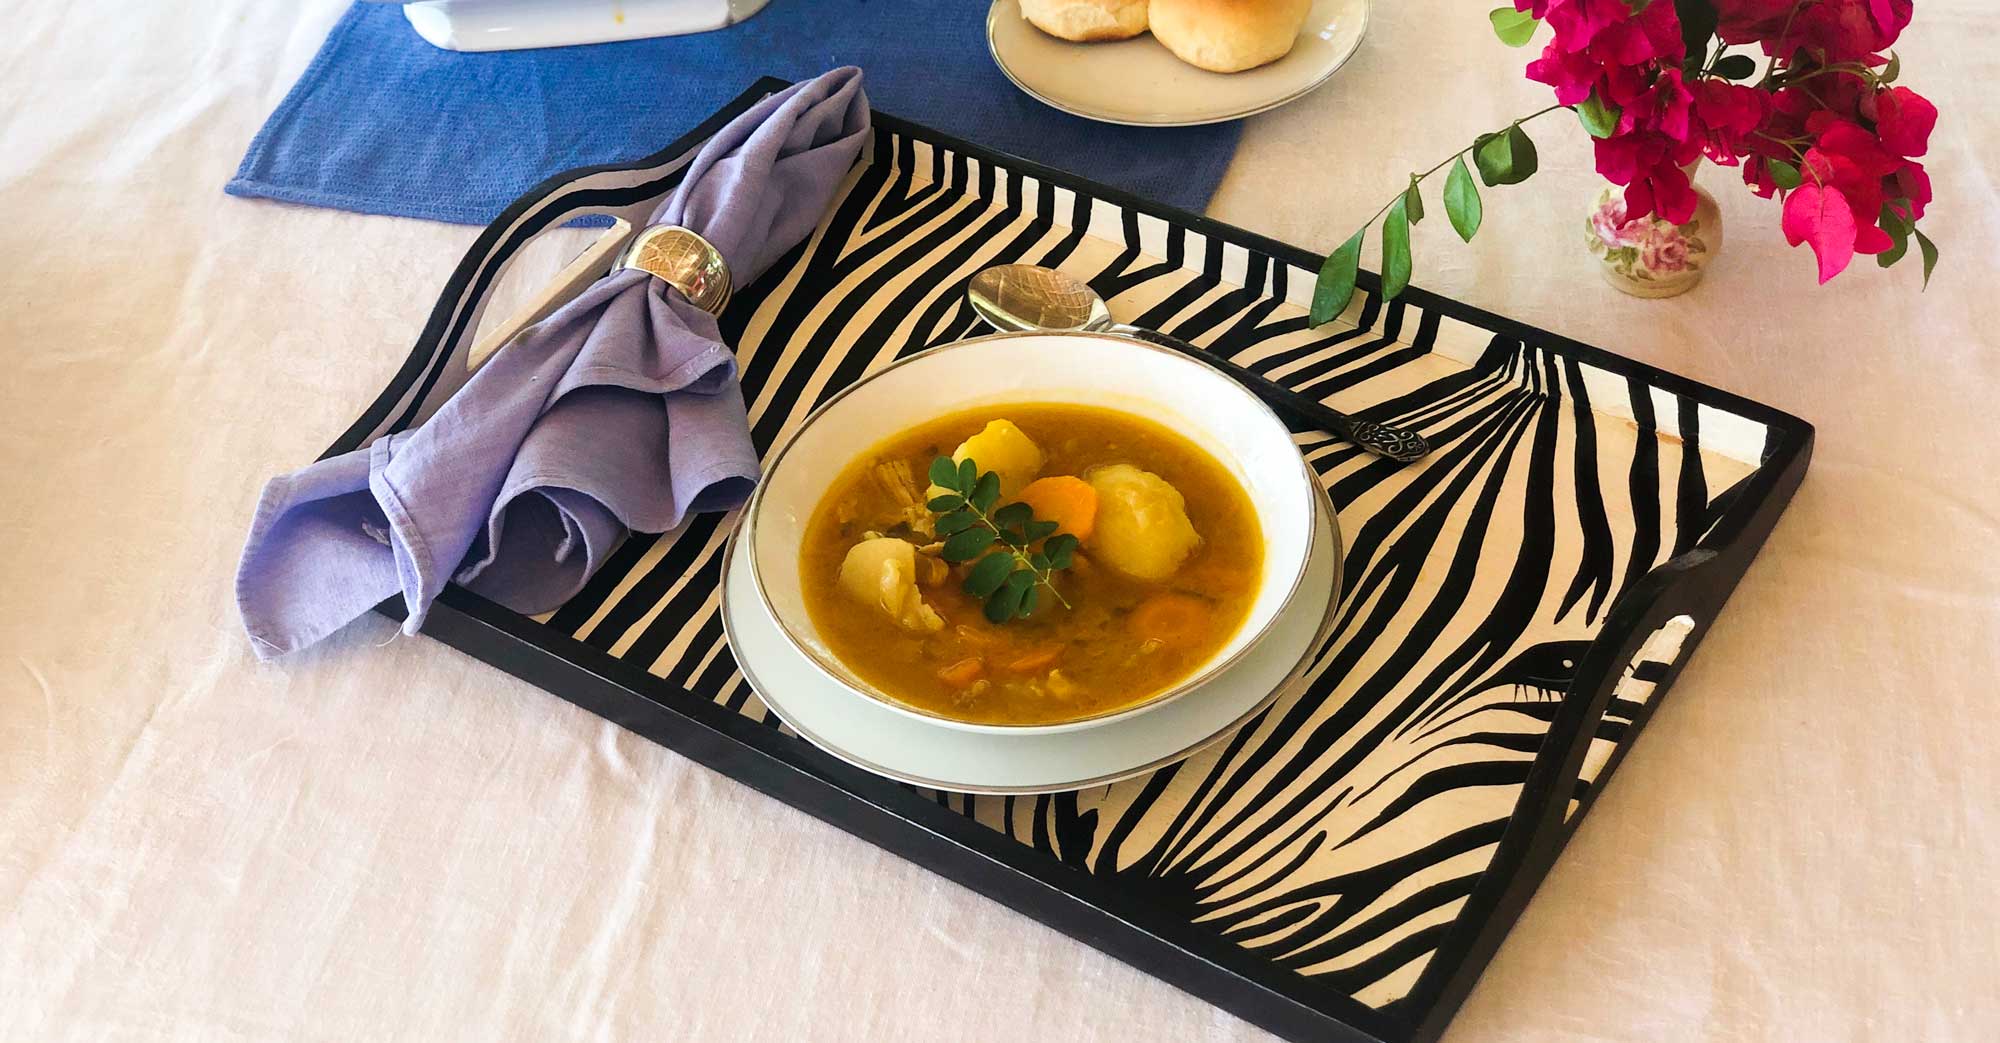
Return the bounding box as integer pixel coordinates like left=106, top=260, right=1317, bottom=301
left=1019, top=0, right=1149, bottom=42
left=1150, top=0, right=1311, bottom=73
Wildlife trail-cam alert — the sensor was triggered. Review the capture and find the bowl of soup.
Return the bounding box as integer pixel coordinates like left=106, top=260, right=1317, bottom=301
left=743, top=330, right=1318, bottom=734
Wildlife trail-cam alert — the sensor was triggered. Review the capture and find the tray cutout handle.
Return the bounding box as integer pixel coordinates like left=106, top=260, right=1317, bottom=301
left=465, top=217, right=637, bottom=372
left=1544, top=549, right=1721, bottom=821
left=1568, top=612, right=1698, bottom=819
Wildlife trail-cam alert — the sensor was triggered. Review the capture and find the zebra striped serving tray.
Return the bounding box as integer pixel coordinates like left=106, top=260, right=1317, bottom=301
left=335, top=82, right=1812, bottom=1043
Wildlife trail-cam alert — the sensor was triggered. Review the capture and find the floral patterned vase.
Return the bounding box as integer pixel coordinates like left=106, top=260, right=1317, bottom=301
left=1586, top=168, right=1723, bottom=299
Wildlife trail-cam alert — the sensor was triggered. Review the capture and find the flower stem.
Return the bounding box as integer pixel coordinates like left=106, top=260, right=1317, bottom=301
left=1774, top=0, right=1809, bottom=59
left=1752, top=130, right=1811, bottom=163
left=1356, top=103, right=1566, bottom=230
left=1763, top=61, right=1876, bottom=89
left=1750, top=131, right=1823, bottom=188
left=1701, top=39, right=1727, bottom=77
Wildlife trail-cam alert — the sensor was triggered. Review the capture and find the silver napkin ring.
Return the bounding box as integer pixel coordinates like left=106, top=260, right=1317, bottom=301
left=615, top=225, right=732, bottom=317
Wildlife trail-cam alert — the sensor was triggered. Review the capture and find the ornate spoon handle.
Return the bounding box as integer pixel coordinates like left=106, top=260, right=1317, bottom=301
left=1111, top=325, right=1431, bottom=463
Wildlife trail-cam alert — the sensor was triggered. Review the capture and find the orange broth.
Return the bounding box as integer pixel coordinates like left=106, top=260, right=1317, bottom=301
left=798, top=404, right=1264, bottom=725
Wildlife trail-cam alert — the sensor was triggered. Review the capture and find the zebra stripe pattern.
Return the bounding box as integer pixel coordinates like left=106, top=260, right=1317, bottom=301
left=357, top=117, right=1775, bottom=1017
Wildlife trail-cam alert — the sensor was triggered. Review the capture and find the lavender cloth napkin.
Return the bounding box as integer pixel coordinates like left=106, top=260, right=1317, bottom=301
left=237, top=68, right=870, bottom=659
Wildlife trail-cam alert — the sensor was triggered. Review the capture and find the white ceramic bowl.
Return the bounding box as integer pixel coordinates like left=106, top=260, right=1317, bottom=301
left=744, top=331, right=1318, bottom=735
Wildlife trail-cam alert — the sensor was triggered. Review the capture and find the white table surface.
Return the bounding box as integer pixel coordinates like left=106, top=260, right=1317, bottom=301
left=4, top=1, right=1995, bottom=1039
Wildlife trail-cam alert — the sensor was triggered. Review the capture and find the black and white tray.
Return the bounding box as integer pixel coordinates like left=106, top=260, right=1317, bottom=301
left=328, top=81, right=1812, bottom=1043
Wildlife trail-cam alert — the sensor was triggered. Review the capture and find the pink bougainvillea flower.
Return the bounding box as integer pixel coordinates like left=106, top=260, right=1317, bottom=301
left=1872, top=0, right=1915, bottom=40
left=1855, top=223, right=1895, bottom=255
left=1800, top=149, right=1889, bottom=253
left=1591, top=18, right=1666, bottom=67
left=1592, top=132, right=1654, bottom=186
left=1779, top=0, right=1913, bottom=60
left=1692, top=80, right=1766, bottom=134
left=1593, top=118, right=1701, bottom=224
left=1714, top=0, right=1794, bottom=44
left=1631, top=0, right=1690, bottom=64
left=1691, top=80, right=1768, bottom=162
left=1814, top=67, right=1873, bottom=121
left=1526, top=0, right=1686, bottom=107
left=1785, top=2, right=1875, bottom=59
left=1872, top=86, right=1938, bottom=157
left=1648, top=162, right=1700, bottom=224
left=1624, top=158, right=1700, bottom=224
left=1512, top=0, right=1553, bottom=16
left=1894, top=161, right=1932, bottom=219
left=1783, top=183, right=1859, bottom=283
left=1719, top=0, right=1908, bottom=57
left=1770, top=83, right=1816, bottom=122
left=1525, top=42, right=1601, bottom=105
left=1742, top=155, right=1780, bottom=197
left=1594, top=135, right=1635, bottom=184
left=1546, top=0, right=1640, bottom=54
left=1619, top=67, right=1695, bottom=142
left=1862, top=0, right=1915, bottom=46
left=1623, top=177, right=1658, bottom=221
left=1811, top=117, right=1905, bottom=177
left=1595, top=63, right=1651, bottom=108
left=1808, top=114, right=1911, bottom=253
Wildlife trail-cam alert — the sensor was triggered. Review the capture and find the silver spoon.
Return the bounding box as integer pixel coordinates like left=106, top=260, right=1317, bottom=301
left=966, top=264, right=1431, bottom=463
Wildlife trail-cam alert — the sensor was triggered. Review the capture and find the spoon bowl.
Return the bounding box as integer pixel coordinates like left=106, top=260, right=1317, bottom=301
left=967, top=264, right=1112, bottom=333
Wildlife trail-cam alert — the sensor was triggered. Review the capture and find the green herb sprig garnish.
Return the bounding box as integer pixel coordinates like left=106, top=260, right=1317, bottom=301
left=926, top=456, right=1080, bottom=623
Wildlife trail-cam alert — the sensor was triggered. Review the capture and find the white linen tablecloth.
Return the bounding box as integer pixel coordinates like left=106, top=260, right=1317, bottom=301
left=3, top=2, right=1994, bottom=1039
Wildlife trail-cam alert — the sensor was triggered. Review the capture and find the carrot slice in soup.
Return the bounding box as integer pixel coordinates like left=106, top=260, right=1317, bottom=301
left=936, top=657, right=985, bottom=688
left=1129, top=593, right=1210, bottom=644
left=1001, top=645, right=1064, bottom=675
left=1016, top=476, right=1098, bottom=541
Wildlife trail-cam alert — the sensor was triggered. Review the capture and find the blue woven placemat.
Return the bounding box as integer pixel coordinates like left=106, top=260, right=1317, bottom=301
left=227, top=1, right=1246, bottom=224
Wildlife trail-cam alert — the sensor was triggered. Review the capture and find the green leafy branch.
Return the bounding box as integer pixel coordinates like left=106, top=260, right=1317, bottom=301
left=927, top=457, right=1080, bottom=623
left=1875, top=201, right=1936, bottom=278
left=1309, top=104, right=1563, bottom=325
left=1310, top=4, right=1577, bottom=325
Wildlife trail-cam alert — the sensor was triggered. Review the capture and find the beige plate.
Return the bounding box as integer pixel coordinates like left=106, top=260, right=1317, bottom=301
left=986, top=0, right=1371, bottom=127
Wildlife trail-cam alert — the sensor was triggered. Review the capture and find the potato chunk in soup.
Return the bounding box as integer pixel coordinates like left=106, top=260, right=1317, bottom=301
left=1085, top=464, right=1202, bottom=581
left=935, top=418, right=1044, bottom=501
left=838, top=537, right=945, bottom=634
